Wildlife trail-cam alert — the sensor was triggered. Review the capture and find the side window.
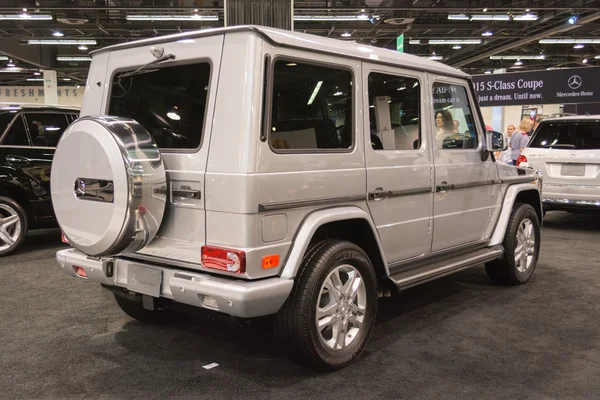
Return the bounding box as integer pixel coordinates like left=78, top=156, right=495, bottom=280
left=368, top=72, right=420, bottom=150
left=432, top=83, right=478, bottom=150
left=24, top=113, right=69, bottom=147
left=269, top=60, right=353, bottom=151
left=2, top=115, right=30, bottom=146
left=109, top=62, right=211, bottom=150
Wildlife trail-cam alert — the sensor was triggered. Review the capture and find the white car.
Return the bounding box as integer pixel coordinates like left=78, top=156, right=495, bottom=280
left=519, top=116, right=600, bottom=213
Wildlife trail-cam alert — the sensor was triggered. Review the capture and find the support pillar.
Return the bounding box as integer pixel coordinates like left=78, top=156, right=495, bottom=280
left=224, top=0, right=293, bottom=30
left=43, top=70, right=58, bottom=105
left=490, top=68, right=507, bottom=132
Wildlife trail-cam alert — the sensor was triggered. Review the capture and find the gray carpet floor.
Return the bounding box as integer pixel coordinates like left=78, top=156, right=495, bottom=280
left=0, top=211, right=599, bottom=399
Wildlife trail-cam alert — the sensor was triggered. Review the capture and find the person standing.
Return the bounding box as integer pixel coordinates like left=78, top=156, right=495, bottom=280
left=511, top=119, right=533, bottom=165
left=495, top=124, right=515, bottom=164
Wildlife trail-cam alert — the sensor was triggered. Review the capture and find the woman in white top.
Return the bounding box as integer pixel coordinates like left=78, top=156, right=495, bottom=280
left=434, top=110, right=454, bottom=148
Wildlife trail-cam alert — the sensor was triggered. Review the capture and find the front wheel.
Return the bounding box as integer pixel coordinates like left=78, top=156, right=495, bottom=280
left=274, top=240, right=378, bottom=371
left=486, top=203, right=541, bottom=285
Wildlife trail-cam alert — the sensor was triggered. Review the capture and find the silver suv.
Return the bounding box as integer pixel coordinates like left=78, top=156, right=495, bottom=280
left=51, top=26, right=543, bottom=371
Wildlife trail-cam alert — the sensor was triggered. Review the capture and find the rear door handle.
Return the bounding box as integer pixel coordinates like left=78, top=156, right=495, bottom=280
left=437, top=181, right=452, bottom=192
left=172, top=189, right=201, bottom=199
left=368, top=187, right=391, bottom=201
left=6, top=155, right=30, bottom=165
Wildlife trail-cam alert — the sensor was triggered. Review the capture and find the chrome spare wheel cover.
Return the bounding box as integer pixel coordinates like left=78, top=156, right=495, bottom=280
left=515, top=218, right=536, bottom=273
left=50, top=116, right=167, bottom=257
left=316, top=265, right=367, bottom=351
left=0, top=204, right=21, bottom=250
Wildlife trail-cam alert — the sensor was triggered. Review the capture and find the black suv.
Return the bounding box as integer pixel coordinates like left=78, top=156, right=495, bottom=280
left=0, top=104, right=79, bottom=255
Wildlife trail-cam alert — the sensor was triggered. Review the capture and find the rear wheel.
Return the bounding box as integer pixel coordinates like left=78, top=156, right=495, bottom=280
left=0, top=196, right=27, bottom=256
left=486, top=203, right=540, bottom=285
left=274, top=240, right=378, bottom=371
left=114, top=294, right=178, bottom=325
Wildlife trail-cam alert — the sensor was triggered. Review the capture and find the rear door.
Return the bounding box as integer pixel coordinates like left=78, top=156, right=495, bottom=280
left=100, top=36, right=224, bottom=265
left=524, top=119, right=600, bottom=202
left=362, top=63, right=433, bottom=263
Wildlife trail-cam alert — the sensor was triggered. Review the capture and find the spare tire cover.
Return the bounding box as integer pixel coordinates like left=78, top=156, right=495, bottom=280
left=51, top=116, right=167, bottom=257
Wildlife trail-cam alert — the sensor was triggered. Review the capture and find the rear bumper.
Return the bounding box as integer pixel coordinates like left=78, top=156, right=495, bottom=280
left=542, top=184, right=600, bottom=210
left=56, top=248, right=293, bottom=318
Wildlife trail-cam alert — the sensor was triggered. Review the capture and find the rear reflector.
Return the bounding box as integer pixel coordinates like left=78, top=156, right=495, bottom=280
left=73, top=266, right=87, bottom=278
left=262, top=255, right=280, bottom=269
left=516, top=154, right=527, bottom=166
left=61, top=231, right=70, bottom=244
left=201, top=246, right=246, bottom=274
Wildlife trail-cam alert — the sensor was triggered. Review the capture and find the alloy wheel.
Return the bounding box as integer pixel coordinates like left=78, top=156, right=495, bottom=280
left=0, top=204, right=21, bottom=251
left=514, top=218, right=536, bottom=273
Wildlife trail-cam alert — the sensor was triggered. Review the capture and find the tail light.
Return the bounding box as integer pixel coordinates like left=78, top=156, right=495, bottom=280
left=516, top=155, right=527, bottom=166
left=61, top=231, right=70, bottom=244
left=201, top=246, right=246, bottom=274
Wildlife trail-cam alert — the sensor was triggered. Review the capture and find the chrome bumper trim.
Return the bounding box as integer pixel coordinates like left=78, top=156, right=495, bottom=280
left=56, top=248, right=293, bottom=318
left=543, top=198, right=600, bottom=207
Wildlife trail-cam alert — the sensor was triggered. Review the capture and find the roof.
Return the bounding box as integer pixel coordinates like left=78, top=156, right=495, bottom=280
left=542, top=115, right=600, bottom=123
left=91, top=25, right=467, bottom=79
left=0, top=103, right=80, bottom=111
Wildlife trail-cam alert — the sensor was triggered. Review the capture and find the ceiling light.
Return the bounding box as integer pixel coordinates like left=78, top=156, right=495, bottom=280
left=482, top=31, right=493, bottom=36
left=7, top=62, right=15, bottom=67
left=307, top=81, right=323, bottom=105
left=0, top=68, right=24, bottom=73
left=471, top=14, right=511, bottom=21
left=33, top=71, right=41, bottom=75
left=409, top=40, right=420, bottom=44
left=166, top=111, right=181, bottom=121
left=361, top=9, right=366, bottom=12
left=514, top=60, right=523, bottom=66
left=448, top=14, right=470, bottom=21
left=0, top=14, right=52, bottom=20
left=56, top=56, right=91, bottom=62
left=341, top=32, right=352, bottom=37
left=428, top=39, right=482, bottom=44
left=526, top=9, right=531, bottom=12
left=514, top=14, right=539, bottom=21
left=78, top=45, right=88, bottom=50
left=483, top=8, right=488, bottom=12
left=76, top=85, right=80, bottom=89
left=574, top=44, right=584, bottom=49
left=583, top=58, right=588, bottom=64
left=27, top=39, right=97, bottom=45
left=27, top=78, right=44, bottom=81
left=568, top=16, right=578, bottom=24
left=52, top=31, right=64, bottom=37
left=0, top=56, right=7, bottom=61
left=485, top=70, right=493, bottom=74
left=540, top=38, right=600, bottom=44
left=595, top=55, right=600, bottom=59
left=126, top=14, right=219, bottom=21
left=428, top=55, right=443, bottom=61
left=63, top=78, right=71, bottom=81
left=453, top=45, right=462, bottom=49
left=294, top=15, right=373, bottom=21
left=490, top=55, right=545, bottom=60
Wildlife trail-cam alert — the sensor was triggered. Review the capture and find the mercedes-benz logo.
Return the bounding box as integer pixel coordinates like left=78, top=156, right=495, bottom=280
left=568, top=75, right=582, bottom=90
left=74, top=178, right=86, bottom=199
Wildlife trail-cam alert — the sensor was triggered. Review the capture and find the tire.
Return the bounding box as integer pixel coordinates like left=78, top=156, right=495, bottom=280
left=0, top=196, right=28, bottom=256
left=114, top=294, right=178, bottom=325
left=485, top=203, right=541, bottom=285
left=274, top=240, right=378, bottom=371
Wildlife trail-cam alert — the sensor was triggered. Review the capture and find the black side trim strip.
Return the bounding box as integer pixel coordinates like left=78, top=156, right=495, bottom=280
left=435, top=180, right=495, bottom=192
left=368, top=187, right=432, bottom=200
left=258, top=194, right=366, bottom=212
left=501, top=176, right=535, bottom=184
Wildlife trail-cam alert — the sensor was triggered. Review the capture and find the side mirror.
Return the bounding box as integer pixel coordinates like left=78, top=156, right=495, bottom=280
left=486, top=130, right=508, bottom=152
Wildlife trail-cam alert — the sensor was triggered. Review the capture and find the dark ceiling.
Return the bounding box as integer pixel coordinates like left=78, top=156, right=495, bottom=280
left=1, top=0, right=600, bottom=86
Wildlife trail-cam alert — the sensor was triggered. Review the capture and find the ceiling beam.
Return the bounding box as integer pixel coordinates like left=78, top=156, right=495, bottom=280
left=450, top=11, right=600, bottom=68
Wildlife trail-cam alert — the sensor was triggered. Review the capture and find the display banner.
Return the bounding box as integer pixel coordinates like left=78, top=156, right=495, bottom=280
left=0, top=86, right=82, bottom=106
left=472, top=66, right=600, bottom=107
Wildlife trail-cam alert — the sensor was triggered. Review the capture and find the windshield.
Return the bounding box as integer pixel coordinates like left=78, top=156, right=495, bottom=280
left=529, top=121, right=600, bottom=150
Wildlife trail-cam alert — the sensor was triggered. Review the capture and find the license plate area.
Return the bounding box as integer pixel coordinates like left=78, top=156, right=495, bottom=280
left=561, top=164, right=585, bottom=177
left=127, top=264, right=162, bottom=297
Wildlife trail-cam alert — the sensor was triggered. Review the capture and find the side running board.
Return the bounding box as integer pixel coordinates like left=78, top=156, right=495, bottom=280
left=388, top=245, right=503, bottom=290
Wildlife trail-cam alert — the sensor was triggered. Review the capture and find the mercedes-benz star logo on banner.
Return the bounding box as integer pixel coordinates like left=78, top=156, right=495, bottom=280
left=568, top=75, right=582, bottom=89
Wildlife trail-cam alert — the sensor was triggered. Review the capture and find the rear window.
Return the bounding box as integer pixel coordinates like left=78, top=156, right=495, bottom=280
left=108, top=62, right=211, bottom=150
left=530, top=121, right=600, bottom=150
